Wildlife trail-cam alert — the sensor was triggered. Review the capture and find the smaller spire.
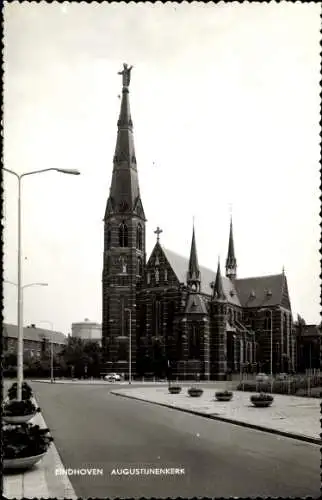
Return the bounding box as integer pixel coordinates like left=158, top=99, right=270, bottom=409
left=225, top=212, right=237, bottom=280
left=187, top=223, right=201, bottom=292
left=212, top=258, right=226, bottom=301
left=154, top=226, right=163, bottom=243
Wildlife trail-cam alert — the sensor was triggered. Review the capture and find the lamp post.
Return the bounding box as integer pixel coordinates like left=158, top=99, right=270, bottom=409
left=4, top=280, right=48, bottom=391
left=38, top=321, right=54, bottom=383
left=3, top=167, right=80, bottom=400
left=124, top=306, right=135, bottom=384
left=259, top=308, right=273, bottom=393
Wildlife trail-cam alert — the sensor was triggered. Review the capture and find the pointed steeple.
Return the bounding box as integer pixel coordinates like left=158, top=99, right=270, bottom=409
left=225, top=215, right=237, bottom=279
left=105, top=64, right=145, bottom=220
left=212, top=258, right=226, bottom=301
left=187, top=222, right=201, bottom=292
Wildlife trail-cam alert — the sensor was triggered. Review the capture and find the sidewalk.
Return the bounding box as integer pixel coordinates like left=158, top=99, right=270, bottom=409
left=3, top=398, right=77, bottom=499
left=111, top=386, right=321, bottom=445
left=30, top=379, right=238, bottom=389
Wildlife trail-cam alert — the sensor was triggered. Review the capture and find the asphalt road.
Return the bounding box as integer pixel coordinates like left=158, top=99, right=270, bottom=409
left=31, top=381, right=320, bottom=498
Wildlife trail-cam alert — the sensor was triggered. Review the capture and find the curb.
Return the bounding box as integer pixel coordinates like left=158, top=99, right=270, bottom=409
left=111, top=391, right=321, bottom=446
left=3, top=396, right=78, bottom=499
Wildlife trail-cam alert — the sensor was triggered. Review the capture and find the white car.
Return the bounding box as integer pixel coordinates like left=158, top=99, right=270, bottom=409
left=104, top=373, right=122, bottom=382
left=255, top=372, right=269, bottom=382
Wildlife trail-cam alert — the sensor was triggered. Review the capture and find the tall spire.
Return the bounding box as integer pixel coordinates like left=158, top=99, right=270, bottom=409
left=212, top=258, right=226, bottom=301
left=105, top=63, right=145, bottom=220
left=187, top=222, right=201, bottom=292
left=225, top=214, right=237, bottom=279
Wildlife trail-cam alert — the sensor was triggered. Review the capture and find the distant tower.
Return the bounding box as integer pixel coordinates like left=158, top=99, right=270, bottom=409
left=210, top=259, right=227, bottom=380
left=187, top=223, right=201, bottom=292
left=225, top=215, right=237, bottom=280
left=102, top=64, right=146, bottom=374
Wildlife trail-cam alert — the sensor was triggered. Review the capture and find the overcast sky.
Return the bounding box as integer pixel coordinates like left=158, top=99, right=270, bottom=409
left=3, top=2, right=321, bottom=334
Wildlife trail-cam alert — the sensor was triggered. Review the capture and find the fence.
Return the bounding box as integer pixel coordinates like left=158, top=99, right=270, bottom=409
left=236, top=370, right=321, bottom=397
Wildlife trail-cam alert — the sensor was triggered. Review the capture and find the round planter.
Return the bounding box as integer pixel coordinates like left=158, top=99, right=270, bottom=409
left=4, top=452, right=47, bottom=471
left=168, top=387, right=182, bottom=394
left=215, top=393, right=233, bottom=402
left=188, top=389, right=203, bottom=398
left=251, top=400, right=273, bottom=408
left=2, top=412, right=37, bottom=424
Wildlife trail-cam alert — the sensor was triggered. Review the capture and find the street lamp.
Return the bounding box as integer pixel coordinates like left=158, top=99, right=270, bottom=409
left=3, top=166, right=80, bottom=400
left=259, top=308, right=273, bottom=393
left=4, top=280, right=48, bottom=383
left=124, top=306, right=135, bottom=384
left=38, top=321, right=54, bottom=383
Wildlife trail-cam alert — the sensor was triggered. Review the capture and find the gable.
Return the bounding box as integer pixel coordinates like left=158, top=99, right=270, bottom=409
left=133, top=196, right=146, bottom=221
left=280, top=276, right=292, bottom=311
left=185, top=293, right=208, bottom=315
left=146, top=243, right=180, bottom=287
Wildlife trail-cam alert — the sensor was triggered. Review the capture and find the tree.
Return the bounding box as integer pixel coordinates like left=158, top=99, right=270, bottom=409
left=59, top=337, right=103, bottom=378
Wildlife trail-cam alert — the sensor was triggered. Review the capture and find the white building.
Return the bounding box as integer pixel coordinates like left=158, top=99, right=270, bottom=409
left=71, top=318, right=102, bottom=345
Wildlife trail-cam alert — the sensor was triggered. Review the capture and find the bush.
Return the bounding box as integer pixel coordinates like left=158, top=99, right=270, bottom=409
left=296, top=387, right=322, bottom=398
left=251, top=393, right=274, bottom=402
left=187, top=387, right=203, bottom=397
left=3, top=423, right=53, bottom=459
left=237, top=376, right=322, bottom=396
left=7, top=382, right=33, bottom=401
left=3, top=399, right=40, bottom=417
left=215, top=390, right=233, bottom=401
left=168, top=386, right=182, bottom=394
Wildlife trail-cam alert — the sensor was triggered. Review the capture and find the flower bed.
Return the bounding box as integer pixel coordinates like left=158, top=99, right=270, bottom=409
left=187, top=387, right=203, bottom=397
left=215, top=390, right=233, bottom=402
left=7, top=382, right=33, bottom=401
left=250, top=393, right=274, bottom=407
left=168, top=386, right=182, bottom=394
left=3, top=423, right=53, bottom=461
left=3, top=399, right=41, bottom=424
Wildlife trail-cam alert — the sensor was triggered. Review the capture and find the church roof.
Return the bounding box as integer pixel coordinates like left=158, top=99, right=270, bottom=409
left=185, top=293, right=208, bottom=315
left=162, top=247, right=241, bottom=306
left=233, top=275, right=285, bottom=308
left=161, top=247, right=285, bottom=309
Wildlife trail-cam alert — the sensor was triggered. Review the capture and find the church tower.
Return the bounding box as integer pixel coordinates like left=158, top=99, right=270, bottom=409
left=210, top=259, right=228, bottom=380
left=102, top=64, right=146, bottom=375
left=187, top=224, right=201, bottom=292
left=225, top=216, right=237, bottom=280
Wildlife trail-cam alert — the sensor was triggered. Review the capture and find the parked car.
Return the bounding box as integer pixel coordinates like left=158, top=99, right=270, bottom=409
left=104, top=373, right=122, bottom=382
left=255, top=372, right=269, bottom=382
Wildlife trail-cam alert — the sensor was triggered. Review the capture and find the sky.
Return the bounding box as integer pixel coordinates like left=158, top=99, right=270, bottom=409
left=3, top=2, right=321, bottom=335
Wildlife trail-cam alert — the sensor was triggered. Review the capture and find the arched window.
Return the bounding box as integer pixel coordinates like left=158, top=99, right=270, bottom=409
left=136, top=224, right=143, bottom=250
left=106, top=226, right=111, bottom=249
left=189, top=324, right=200, bottom=359
left=119, top=222, right=128, bottom=247
left=117, top=339, right=128, bottom=360
left=137, top=256, right=143, bottom=276
left=265, top=313, right=271, bottom=331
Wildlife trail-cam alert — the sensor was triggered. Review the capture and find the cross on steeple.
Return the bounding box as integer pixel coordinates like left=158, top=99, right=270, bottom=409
left=154, top=226, right=163, bottom=242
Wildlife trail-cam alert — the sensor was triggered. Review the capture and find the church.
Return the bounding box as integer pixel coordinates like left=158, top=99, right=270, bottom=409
left=102, top=64, right=295, bottom=380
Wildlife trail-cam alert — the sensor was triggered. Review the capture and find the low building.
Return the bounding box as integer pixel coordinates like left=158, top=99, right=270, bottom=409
left=71, top=318, right=102, bottom=345
left=294, top=319, right=321, bottom=372
left=3, top=323, right=67, bottom=362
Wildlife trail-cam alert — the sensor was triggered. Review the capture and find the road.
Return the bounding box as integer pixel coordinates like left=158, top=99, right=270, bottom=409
left=30, top=381, right=320, bottom=498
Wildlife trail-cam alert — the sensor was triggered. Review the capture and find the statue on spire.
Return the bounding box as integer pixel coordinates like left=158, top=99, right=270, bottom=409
left=118, top=63, right=133, bottom=88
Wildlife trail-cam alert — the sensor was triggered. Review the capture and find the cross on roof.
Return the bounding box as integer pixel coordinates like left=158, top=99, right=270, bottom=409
left=154, top=226, right=163, bottom=242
